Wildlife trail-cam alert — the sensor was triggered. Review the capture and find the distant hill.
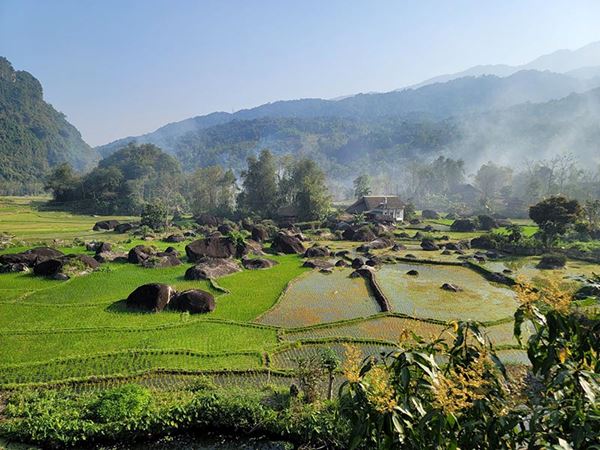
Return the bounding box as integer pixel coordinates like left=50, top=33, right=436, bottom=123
left=410, top=41, right=600, bottom=88
left=0, top=57, right=98, bottom=194
left=96, top=70, right=600, bottom=173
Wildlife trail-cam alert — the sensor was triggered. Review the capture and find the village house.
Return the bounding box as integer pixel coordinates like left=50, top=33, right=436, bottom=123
left=346, top=195, right=405, bottom=222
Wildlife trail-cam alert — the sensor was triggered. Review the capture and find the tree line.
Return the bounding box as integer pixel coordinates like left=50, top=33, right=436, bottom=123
left=45, top=143, right=331, bottom=221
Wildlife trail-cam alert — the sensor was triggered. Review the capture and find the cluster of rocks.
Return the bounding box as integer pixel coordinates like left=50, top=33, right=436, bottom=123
left=126, top=283, right=215, bottom=314
left=126, top=245, right=181, bottom=268
left=0, top=247, right=98, bottom=279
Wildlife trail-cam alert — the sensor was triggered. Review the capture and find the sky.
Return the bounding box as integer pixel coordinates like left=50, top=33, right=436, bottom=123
left=1, top=0, right=600, bottom=146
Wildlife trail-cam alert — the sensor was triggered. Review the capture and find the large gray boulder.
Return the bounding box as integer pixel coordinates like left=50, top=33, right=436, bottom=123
left=128, top=245, right=155, bottom=264
left=185, top=235, right=246, bottom=261
left=271, top=232, right=305, bottom=254
left=125, top=283, right=175, bottom=312
left=170, top=290, right=215, bottom=314
left=184, top=257, right=241, bottom=279
left=93, top=220, right=120, bottom=231
left=242, top=257, right=278, bottom=270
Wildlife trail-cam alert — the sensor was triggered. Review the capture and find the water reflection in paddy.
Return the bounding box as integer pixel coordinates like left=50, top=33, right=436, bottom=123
left=377, top=263, right=518, bottom=322
left=257, top=269, right=379, bottom=327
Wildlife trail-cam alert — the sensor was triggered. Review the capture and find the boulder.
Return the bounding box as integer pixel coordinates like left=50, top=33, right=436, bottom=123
left=335, top=221, right=352, bottom=231
left=94, top=251, right=127, bottom=263
left=487, top=272, right=514, bottom=285
left=74, top=254, right=100, bottom=270
left=242, top=257, right=278, bottom=270
left=128, top=245, right=155, bottom=264
left=392, top=243, right=407, bottom=251
left=421, top=239, right=439, bottom=251
left=164, top=246, right=179, bottom=255
left=335, top=259, right=347, bottom=267
left=406, top=269, right=419, bottom=276
left=365, top=257, right=380, bottom=267
left=184, top=257, right=241, bottom=279
left=244, top=239, right=264, bottom=255
left=320, top=268, right=333, bottom=274
left=141, top=254, right=182, bottom=269
left=0, top=252, right=38, bottom=266
left=397, top=232, right=411, bottom=239
left=303, top=259, right=334, bottom=270
left=217, top=223, right=235, bottom=235
left=114, top=223, right=136, bottom=234
left=164, top=234, right=185, bottom=243
left=441, top=283, right=462, bottom=292
left=251, top=225, right=269, bottom=242
left=93, top=220, right=119, bottom=231
left=470, top=236, right=496, bottom=250
left=351, top=257, right=366, bottom=269
left=405, top=254, right=417, bottom=259
left=51, top=273, right=70, bottom=281
left=450, top=219, right=478, bottom=232
left=335, top=250, right=350, bottom=257
left=95, top=242, right=112, bottom=254
left=170, top=290, right=215, bottom=314
left=185, top=235, right=246, bottom=261
left=304, top=246, right=330, bottom=258
left=368, top=238, right=394, bottom=250
left=195, top=213, right=220, bottom=227
left=341, top=228, right=355, bottom=240
left=444, top=242, right=464, bottom=251
left=422, top=210, right=439, bottom=219
left=126, top=283, right=175, bottom=312
left=33, top=259, right=64, bottom=276
left=537, top=254, right=567, bottom=270
left=271, top=232, right=305, bottom=254
left=441, top=250, right=452, bottom=255
left=575, top=284, right=600, bottom=299
left=353, top=227, right=376, bottom=242
left=0, top=262, right=29, bottom=273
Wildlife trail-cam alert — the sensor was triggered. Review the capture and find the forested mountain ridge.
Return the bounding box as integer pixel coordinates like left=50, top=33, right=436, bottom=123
left=0, top=57, right=98, bottom=194
left=96, top=69, right=600, bottom=157
left=100, top=84, right=600, bottom=181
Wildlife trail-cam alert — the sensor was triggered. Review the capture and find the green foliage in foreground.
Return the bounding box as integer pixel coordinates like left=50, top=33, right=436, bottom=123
left=0, top=385, right=347, bottom=449
left=339, top=286, right=600, bottom=449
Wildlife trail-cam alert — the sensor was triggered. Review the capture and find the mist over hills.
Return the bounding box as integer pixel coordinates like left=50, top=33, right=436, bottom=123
left=96, top=67, right=600, bottom=177
left=3, top=41, right=600, bottom=195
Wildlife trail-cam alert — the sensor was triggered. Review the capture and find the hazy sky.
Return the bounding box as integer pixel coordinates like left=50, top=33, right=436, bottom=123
left=1, top=0, right=600, bottom=146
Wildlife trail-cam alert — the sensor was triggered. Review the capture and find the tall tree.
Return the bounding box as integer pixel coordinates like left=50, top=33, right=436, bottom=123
left=238, top=149, right=278, bottom=218
left=353, top=174, right=372, bottom=198
left=45, top=163, right=80, bottom=202
left=187, top=166, right=236, bottom=216
left=474, top=162, right=513, bottom=201
left=292, top=159, right=331, bottom=221
left=529, top=196, right=582, bottom=246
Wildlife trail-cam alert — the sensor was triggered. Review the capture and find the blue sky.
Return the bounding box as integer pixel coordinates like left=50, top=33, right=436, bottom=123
left=1, top=0, right=600, bottom=146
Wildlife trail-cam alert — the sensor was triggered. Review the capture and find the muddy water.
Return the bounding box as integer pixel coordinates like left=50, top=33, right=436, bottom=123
left=377, top=263, right=518, bottom=322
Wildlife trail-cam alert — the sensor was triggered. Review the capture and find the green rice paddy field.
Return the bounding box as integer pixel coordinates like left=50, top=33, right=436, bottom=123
left=0, top=197, right=597, bottom=390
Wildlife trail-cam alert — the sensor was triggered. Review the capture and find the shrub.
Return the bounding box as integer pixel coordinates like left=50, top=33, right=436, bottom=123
left=90, top=384, right=151, bottom=423
left=140, top=202, right=169, bottom=231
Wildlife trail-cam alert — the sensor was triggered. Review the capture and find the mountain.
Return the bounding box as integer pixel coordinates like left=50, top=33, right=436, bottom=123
left=0, top=57, right=98, bottom=194
left=410, top=41, right=600, bottom=89
left=97, top=69, right=600, bottom=157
